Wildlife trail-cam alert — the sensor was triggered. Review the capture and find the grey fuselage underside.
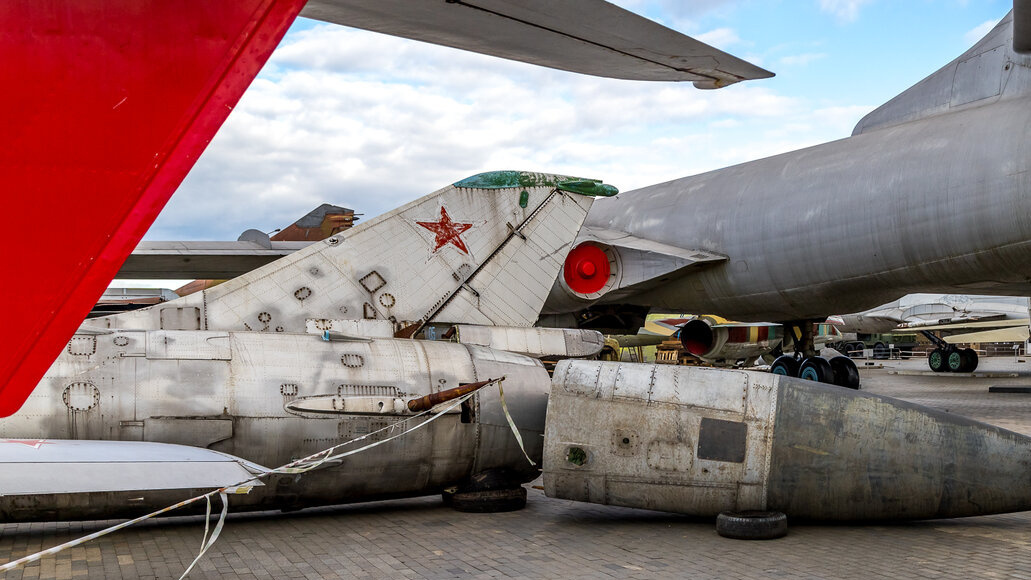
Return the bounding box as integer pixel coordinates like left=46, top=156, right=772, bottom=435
left=584, top=17, right=1031, bottom=322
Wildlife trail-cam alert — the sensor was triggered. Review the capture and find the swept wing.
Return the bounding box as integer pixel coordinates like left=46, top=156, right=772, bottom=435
left=302, top=0, right=773, bottom=87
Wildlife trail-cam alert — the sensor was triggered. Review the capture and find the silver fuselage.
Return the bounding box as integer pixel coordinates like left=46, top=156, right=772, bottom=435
left=0, top=330, right=548, bottom=518
left=586, top=93, right=1031, bottom=321
left=576, top=14, right=1031, bottom=323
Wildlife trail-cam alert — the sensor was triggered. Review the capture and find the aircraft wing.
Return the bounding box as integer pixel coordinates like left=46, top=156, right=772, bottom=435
left=118, top=240, right=312, bottom=279
left=0, top=439, right=265, bottom=496
left=944, top=326, right=1030, bottom=345
left=901, top=318, right=1030, bottom=333
left=301, top=0, right=773, bottom=87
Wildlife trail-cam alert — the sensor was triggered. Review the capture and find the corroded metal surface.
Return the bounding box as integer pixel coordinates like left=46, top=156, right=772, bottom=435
left=0, top=332, right=549, bottom=522
left=545, top=360, right=1031, bottom=521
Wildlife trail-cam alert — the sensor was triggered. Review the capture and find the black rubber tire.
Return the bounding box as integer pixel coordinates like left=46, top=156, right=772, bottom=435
left=928, top=348, right=947, bottom=372
left=451, top=487, right=527, bottom=513
left=441, top=488, right=457, bottom=506
left=770, top=355, right=800, bottom=378
left=829, top=356, right=861, bottom=389
left=849, top=342, right=866, bottom=358
left=798, top=357, right=834, bottom=383
left=962, top=348, right=979, bottom=372
left=947, top=349, right=966, bottom=373
left=873, top=342, right=888, bottom=360
left=716, top=511, right=787, bottom=540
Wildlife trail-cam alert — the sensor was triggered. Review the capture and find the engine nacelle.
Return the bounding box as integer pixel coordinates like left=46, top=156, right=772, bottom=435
left=679, top=318, right=782, bottom=362
left=543, top=241, right=622, bottom=313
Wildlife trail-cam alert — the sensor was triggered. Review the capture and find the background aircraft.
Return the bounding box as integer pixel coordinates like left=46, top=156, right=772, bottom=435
left=831, top=294, right=1031, bottom=372
left=542, top=7, right=1031, bottom=388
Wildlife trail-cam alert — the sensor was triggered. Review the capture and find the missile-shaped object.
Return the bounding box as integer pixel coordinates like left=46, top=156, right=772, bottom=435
left=407, top=378, right=501, bottom=413
left=544, top=360, right=1031, bottom=520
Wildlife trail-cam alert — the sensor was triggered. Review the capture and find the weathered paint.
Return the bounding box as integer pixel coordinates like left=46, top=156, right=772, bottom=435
left=454, top=170, right=617, bottom=196
left=98, top=179, right=595, bottom=335
left=544, top=361, right=778, bottom=516
left=545, top=360, right=1031, bottom=521
left=0, top=332, right=549, bottom=522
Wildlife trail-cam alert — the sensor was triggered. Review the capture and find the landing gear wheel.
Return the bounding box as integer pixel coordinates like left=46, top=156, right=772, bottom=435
left=451, top=487, right=527, bottom=513
left=928, top=348, right=947, bottom=372
left=770, top=355, right=800, bottom=377
left=829, top=356, right=861, bottom=389
left=962, top=348, right=979, bottom=372
left=947, top=349, right=967, bottom=373
left=873, top=342, right=888, bottom=360
left=716, top=511, right=788, bottom=540
left=798, top=357, right=834, bottom=383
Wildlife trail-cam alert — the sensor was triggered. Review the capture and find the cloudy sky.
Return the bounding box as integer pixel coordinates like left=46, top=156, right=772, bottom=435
left=136, top=0, right=1008, bottom=250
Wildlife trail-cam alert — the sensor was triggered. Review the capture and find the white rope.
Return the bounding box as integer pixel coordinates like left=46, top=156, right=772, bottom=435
left=0, top=378, right=506, bottom=577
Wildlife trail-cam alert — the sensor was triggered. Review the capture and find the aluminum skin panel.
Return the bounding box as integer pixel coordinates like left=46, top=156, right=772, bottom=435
left=543, top=361, right=778, bottom=516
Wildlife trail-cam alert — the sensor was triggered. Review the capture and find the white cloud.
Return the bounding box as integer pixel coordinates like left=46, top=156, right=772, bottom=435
left=696, top=27, right=742, bottom=49
left=817, top=0, right=874, bottom=22
left=964, top=19, right=998, bottom=48
left=147, top=21, right=869, bottom=243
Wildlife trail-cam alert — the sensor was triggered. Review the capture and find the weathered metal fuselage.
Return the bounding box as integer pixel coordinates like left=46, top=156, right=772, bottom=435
left=545, top=360, right=1031, bottom=520
left=0, top=330, right=548, bottom=521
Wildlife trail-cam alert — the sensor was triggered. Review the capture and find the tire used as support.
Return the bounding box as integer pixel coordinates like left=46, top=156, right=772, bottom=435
left=715, top=511, right=788, bottom=540
left=451, top=487, right=527, bottom=513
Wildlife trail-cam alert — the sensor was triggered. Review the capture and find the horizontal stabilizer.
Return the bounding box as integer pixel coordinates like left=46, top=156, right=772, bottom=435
left=302, top=0, right=773, bottom=86
left=120, top=240, right=311, bottom=279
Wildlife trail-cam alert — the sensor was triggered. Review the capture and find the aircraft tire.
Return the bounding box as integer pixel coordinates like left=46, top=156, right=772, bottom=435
left=947, top=350, right=966, bottom=373
left=928, top=349, right=947, bottom=372
left=873, top=342, right=888, bottom=360
left=798, top=357, right=834, bottom=383
left=848, top=342, right=865, bottom=358
left=829, top=356, right=861, bottom=389
left=962, top=348, right=979, bottom=372
left=716, top=511, right=788, bottom=540
left=451, top=487, right=527, bottom=513
left=770, top=355, right=800, bottom=378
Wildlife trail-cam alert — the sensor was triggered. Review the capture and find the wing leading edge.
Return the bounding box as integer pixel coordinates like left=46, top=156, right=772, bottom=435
left=302, top=0, right=774, bottom=87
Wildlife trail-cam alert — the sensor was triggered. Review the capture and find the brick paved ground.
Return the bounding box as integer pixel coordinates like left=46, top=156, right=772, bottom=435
left=4, top=358, right=1031, bottom=579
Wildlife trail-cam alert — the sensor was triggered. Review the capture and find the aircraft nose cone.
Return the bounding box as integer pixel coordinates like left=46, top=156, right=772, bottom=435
left=577, top=260, right=596, bottom=278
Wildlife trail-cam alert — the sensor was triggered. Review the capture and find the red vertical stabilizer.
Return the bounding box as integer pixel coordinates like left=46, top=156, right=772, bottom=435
left=0, top=0, right=305, bottom=416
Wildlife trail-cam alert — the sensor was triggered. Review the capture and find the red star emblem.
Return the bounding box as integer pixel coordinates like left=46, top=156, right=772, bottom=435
left=2, top=439, right=50, bottom=448
left=416, top=207, right=473, bottom=254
